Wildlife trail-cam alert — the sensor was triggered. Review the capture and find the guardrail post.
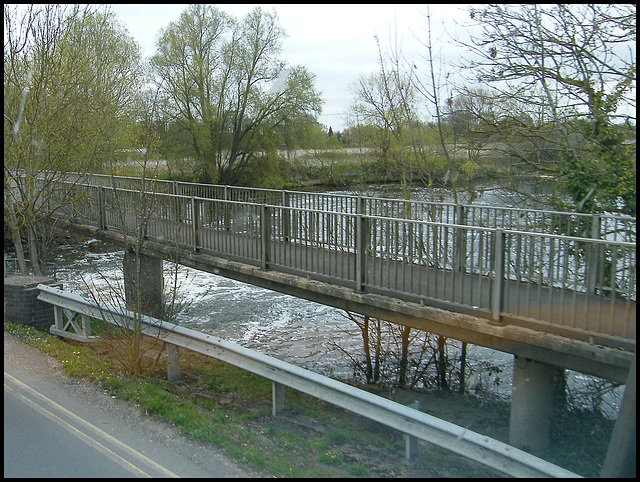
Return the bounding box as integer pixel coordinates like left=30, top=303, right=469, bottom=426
left=191, top=196, right=200, bottom=252
left=166, top=343, right=181, bottom=382
left=587, top=215, right=601, bottom=294
left=491, top=229, right=505, bottom=323
left=404, top=400, right=420, bottom=460
left=53, top=305, right=65, bottom=333
left=261, top=205, right=271, bottom=269
left=272, top=381, right=285, bottom=416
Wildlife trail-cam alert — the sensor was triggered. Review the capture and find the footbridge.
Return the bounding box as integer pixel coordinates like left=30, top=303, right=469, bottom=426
left=13, top=171, right=635, bottom=451
left=36, top=173, right=636, bottom=373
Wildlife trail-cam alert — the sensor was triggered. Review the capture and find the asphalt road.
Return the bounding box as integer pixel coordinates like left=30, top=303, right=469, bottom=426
left=3, top=330, right=258, bottom=478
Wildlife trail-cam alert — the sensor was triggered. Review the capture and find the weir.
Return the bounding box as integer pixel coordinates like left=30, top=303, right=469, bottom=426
left=21, top=172, right=637, bottom=451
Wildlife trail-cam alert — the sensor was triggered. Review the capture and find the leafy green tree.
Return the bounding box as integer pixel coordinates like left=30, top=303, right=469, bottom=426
left=4, top=4, right=143, bottom=274
left=151, top=5, right=322, bottom=185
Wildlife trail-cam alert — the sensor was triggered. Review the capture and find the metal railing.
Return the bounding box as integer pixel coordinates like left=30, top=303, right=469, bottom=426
left=35, top=283, right=580, bottom=478
left=44, top=179, right=636, bottom=346
left=52, top=171, right=636, bottom=241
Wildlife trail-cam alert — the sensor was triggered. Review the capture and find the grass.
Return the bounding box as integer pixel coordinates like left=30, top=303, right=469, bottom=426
left=3, top=321, right=393, bottom=477
left=4, top=321, right=614, bottom=477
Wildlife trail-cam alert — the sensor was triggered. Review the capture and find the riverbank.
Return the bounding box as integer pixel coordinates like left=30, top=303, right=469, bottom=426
left=4, top=321, right=614, bottom=477
left=112, top=146, right=549, bottom=193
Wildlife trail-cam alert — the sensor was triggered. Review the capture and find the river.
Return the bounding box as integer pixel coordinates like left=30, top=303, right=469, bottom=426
left=3, top=179, right=624, bottom=417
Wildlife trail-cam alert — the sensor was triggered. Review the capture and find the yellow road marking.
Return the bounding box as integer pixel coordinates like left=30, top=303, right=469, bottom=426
left=4, top=372, right=179, bottom=478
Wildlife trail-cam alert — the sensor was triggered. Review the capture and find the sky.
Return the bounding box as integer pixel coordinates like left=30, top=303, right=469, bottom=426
left=110, top=4, right=470, bottom=132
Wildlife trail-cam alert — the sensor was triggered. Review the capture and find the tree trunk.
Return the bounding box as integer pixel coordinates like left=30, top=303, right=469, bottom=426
left=6, top=203, right=28, bottom=274
left=459, top=342, right=467, bottom=393
left=361, top=316, right=374, bottom=383
left=27, top=225, right=43, bottom=276
left=398, top=325, right=411, bottom=388
left=437, top=335, right=448, bottom=389
left=373, top=319, right=382, bottom=383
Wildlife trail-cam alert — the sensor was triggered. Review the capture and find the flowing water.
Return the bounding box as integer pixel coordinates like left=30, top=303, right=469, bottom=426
left=4, top=179, right=624, bottom=416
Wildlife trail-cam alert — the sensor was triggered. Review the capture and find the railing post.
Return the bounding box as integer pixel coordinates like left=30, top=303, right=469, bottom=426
left=261, top=205, right=271, bottom=269
left=587, top=215, right=601, bottom=294
left=98, top=187, right=107, bottom=230
left=282, top=191, right=291, bottom=242
left=172, top=181, right=182, bottom=223
left=491, top=229, right=505, bottom=323
left=191, top=196, right=199, bottom=252
left=355, top=214, right=369, bottom=291
left=454, top=204, right=466, bottom=272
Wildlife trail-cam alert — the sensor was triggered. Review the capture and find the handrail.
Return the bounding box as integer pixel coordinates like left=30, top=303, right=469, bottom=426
left=44, top=180, right=640, bottom=246
left=39, top=179, right=637, bottom=346
left=16, top=170, right=636, bottom=228
left=36, top=283, right=580, bottom=478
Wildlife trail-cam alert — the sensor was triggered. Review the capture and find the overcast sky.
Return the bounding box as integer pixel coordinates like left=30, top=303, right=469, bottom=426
left=110, top=4, right=470, bottom=132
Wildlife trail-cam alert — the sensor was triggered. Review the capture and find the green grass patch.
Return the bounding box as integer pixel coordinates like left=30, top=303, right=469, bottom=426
left=5, top=320, right=612, bottom=477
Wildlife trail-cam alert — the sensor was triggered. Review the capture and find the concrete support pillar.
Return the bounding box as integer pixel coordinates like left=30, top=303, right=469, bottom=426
left=509, top=355, right=556, bottom=451
left=123, top=249, right=164, bottom=319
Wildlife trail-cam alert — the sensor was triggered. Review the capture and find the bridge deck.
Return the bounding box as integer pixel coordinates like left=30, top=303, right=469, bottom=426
left=127, top=212, right=635, bottom=348
left=40, top=177, right=635, bottom=356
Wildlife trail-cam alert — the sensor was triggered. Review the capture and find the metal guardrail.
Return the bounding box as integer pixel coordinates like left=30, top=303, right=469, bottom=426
left=36, top=283, right=580, bottom=478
